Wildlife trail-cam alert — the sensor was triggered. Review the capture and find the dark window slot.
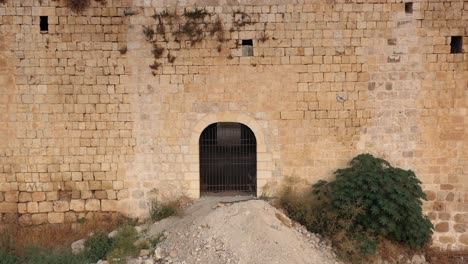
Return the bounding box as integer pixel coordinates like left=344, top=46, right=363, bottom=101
left=40, top=16, right=48, bottom=32
left=242, top=39, right=254, bottom=57
left=450, top=36, right=462, bottom=54
left=405, top=2, right=413, bottom=14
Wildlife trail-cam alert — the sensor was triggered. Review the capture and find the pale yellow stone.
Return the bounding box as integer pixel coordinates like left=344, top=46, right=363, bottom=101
left=32, top=213, right=48, bottom=225
left=32, top=192, right=46, bottom=202
left=5, top=192, right=19, bottom=202
left=101, top=200, right=118, bottom=212
left=18, top=192, right=32, bottom=202
left=53, top=200, right=69, bottom=212
left=48, top=212, right=64, bottom=224
left=38, top=201, right=53, bottom=212
left=70, top=200, right=85, bottom=212
left=85, top=199, right=100, bottom=211
left=27, top=202, right=39, bottom=213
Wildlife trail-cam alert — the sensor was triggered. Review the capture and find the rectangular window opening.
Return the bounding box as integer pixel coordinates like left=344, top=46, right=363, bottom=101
left=450, top=36, right=463, bottom=54
left=242, top=39, right=253, bottom=57
left=40, top=16, right=48, bottom=32
left=405, top=2, right=413, bottom=14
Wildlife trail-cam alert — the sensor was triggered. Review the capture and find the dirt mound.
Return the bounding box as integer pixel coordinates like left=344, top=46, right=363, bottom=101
left=146, top=197, right=340, bottom=264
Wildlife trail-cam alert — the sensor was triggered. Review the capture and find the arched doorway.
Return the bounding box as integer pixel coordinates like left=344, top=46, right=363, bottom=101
left=199, top=122, right=257, bottom=195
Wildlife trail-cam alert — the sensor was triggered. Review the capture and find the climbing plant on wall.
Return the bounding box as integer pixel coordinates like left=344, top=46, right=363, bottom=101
left=143, top=7, right=257, bottom=75
left=66, top=0, right=107, bottom=13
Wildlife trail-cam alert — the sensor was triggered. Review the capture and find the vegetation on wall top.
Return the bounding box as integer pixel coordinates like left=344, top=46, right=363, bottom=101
left=143, top=7, right=259, bottom=76
left=66, top=0, right=107, bottom=13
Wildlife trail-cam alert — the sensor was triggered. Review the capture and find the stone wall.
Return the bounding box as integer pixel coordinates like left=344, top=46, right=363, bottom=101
left=0, top=0, right=466, bottom=249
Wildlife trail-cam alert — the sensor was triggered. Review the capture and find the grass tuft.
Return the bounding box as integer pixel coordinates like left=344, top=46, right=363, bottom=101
left=106, top=225, right=140, bottom=264
left=83, top=232, right=113, bottom=262
left=150, top=199, right=183, bottom=222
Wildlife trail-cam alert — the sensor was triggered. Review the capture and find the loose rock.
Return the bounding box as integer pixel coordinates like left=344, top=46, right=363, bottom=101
left=71, top=238, right=86, bottom=255
left=139, top=249, right=151, bottom=257
left=146, top=197, right=341, bottom=264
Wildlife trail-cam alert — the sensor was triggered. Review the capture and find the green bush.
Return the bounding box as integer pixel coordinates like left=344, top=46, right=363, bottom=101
left=150, top=199, right=182, bottom=222
left=83, top=232, right=113, bottom=262
left=106, top=225, right=140, bottom=263
left=279, top=154, right=433, bottom=262
left=0, top=250, right=18, bottom=264
left=0, top=221, right=146, bottom=264
left=319, top=154, right=433, bottom=249
left=20, top=246, right=86, bottom=264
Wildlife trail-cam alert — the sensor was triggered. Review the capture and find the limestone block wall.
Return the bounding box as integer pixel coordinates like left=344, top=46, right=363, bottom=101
left=0, top=0, right=134, bottom=225
left=0, top=0, right=466, bottom=249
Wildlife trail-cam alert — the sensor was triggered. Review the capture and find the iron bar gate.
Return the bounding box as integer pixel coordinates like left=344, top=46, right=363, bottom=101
left=199, top=122, right=257, bottom=195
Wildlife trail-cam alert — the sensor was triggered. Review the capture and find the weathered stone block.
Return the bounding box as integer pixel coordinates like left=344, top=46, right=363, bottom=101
left=64, top=212, right=77, bottom=223
left=18, top=192, right=32, bottom=202
left=435, top=222, right=449, bottom=233
left=85, top=199, right=100, bottom=211
left=280, top=111, right=304, bottom=120
left=101, top=200, right=118, bottom=212
left=459, top=234, right=468, bottom=245
left=32, top=213, right=48, bottom=225
left=439, top=212, right=451, bottom=221
left=27, top=202, right=39, bottom=213
left=454, top=224, right=466, bottom=233
left=18, top=214, right=32, bottom=226
left=38, top=201, right=53, bottom=212
left=439, top=236, right=456, bottom=244
left=5, top=191, right=19, bottom=202
left=94, top=191, right=107, bottom=199
left=32, top=192, right=46, bottom=202
left=425, top=190, right=436, bottom=201
left=81, top=191, right=93, bottom=199
left=53, top=201, right=70, bottom=212
left=48, top=212, right=65, bottom=224
left=70, top=200, right=85, bottom=212
left=454, top=214, right=467, bottom=223
left=46, top=191, right=59, bottom=201
left=117, top=189, right=129, bottom=200
left=18, top=203, right=27, bottom=214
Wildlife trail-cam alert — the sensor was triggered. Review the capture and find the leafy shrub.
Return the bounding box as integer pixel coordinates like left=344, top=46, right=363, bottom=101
left=0, top=250, right=18, bottom=264
left=20, top=246, right=86, bottom=264
left=0, top=228, right=15, bottom=256
left=83, top=232, right=113, bottom=262
left=106, top=225, right=140, bottom=263
left=318, top=154, right=433, bottom=249
left=150, top=199, right=182, bottom=222
left=279, top=154, right=433, bottom=262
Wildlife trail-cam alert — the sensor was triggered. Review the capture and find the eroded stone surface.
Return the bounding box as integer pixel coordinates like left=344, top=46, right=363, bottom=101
left=0, top=0, right=466, bottom=250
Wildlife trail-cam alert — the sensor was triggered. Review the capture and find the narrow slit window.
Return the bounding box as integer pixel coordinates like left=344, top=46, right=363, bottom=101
left=450, top=36, right=462, bottom=54
left=242, top=39, right=253, bottom=57
left=40, top=16, right=48, bottom=32
left=405, top=2, right=413, bottom=14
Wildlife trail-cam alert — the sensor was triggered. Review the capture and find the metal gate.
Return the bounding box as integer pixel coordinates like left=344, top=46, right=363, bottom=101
left=199, top=122, right=257, bottom=195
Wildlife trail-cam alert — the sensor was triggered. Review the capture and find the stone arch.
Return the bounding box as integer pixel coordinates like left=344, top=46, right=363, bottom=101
left=185, top=113, right=271, bottom=198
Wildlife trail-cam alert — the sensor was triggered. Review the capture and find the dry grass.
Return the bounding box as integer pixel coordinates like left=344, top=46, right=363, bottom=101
left=370, top=239, right=422, bottom=263
left=426, top=248, right=468, bottom=264
left=0, top=213, right=124, bottom=255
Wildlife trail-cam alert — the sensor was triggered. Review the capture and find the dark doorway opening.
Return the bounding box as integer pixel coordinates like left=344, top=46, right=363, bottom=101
left=199, top=122, right=257, bottom=195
